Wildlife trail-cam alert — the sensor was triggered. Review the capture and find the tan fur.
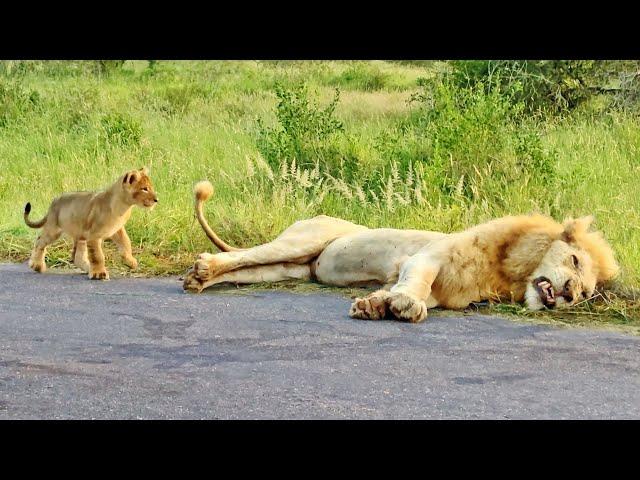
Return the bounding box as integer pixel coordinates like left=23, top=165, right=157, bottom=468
left=184, top=183, right=619, bottom=323
left=24, top=167, right=158, bottom=279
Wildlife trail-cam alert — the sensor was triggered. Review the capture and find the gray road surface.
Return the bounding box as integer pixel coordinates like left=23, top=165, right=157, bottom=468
left=0, top=262, right=639, bottom=419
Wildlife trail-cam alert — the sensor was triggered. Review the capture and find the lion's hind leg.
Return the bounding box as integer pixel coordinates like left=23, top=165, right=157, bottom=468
left=183, top=263, right=311, bottom=293
left=189, top=215, right=366, bottom=287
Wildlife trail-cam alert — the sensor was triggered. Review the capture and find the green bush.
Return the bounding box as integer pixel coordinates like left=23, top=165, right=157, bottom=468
left=0, top=79, right=41, bottom=128
left=0, top=60, right=127, bottom=78
left=256, top=83, right=347, bottom=173
left=329, top=63, right=390, bottom=91
left=402, top=77, right=555, bottom=203
left=99, top=112, right=142, bottom=146
left=138, top=83, right=213, bottom=117
left=448, top=60, right=605, bottom=115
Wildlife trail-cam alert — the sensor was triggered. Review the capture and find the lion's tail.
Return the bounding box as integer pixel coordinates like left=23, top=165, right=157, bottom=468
left=23, top=202, right=48, bottom=229
left=193, top=181, right=245, bottom=252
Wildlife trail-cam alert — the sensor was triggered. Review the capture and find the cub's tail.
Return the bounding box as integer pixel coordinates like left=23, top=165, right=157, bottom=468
left=23, top=202, right=48, bottom=229
left=193, top=181, right=245, bottom=252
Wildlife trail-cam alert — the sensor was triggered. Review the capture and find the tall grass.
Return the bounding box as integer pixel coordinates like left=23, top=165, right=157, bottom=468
left=1, top=60, right=639, bottom=325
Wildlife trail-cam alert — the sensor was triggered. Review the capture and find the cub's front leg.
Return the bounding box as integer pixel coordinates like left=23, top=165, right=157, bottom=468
left=110, top=227, right=138, bottom=269
left=87, top=239, right=109, bottom=280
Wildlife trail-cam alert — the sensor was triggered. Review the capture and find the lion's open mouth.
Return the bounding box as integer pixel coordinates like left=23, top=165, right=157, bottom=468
left=532, top=276, right=556, bottom=308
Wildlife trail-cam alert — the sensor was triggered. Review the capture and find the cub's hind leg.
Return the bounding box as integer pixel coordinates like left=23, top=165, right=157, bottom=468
left=72, top=239, right=91, bottom=272
left=29, top=227, right=62, bottom=273
left=87, top=239, right=109, bottom=280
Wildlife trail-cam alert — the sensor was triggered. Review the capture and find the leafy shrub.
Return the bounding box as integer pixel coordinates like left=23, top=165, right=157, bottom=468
left=59, top=86, right=100, bottom=132
left=329, top=63, right=390, bottom=91
left=0, top=60, right=127, bottom=78
left=448, top=60, right=604, bottom=115
left=0, top=79, right=41, bottom=127
left=611, top=62, right=640, bottom=113
left=403, top=77, right=555, bottom=203
left=100, top=112, right=142, bottom=146
left=137, top=83, right=213, bottom=117
left=256, top=83, right=347, bottom=173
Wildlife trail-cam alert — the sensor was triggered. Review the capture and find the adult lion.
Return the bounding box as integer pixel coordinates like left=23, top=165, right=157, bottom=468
left=183, top=181, right=619, bottom=323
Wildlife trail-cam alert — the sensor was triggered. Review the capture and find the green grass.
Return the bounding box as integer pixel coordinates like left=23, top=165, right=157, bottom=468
left=1, top=60, right=639, bottom=328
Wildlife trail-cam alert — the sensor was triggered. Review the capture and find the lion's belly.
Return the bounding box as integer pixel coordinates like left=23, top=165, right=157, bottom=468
left=313, top=228, right=447, bottom=286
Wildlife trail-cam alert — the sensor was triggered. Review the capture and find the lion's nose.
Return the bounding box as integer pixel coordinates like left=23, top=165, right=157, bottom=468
left=154, top=197, right=158, bottom=203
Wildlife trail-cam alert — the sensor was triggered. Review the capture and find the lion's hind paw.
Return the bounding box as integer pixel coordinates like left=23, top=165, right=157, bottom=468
left=183, top=269, right=205, bottom=293
left=193, top=253, right=222, bottom=282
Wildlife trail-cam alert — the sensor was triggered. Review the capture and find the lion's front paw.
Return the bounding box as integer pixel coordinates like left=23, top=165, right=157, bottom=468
left=388, top=292, right=427, bottom=323
left=124, top=256, right=138, bottom=270
left=29, top=259, right=46, bottom=273
left=183, top=269, right=204, bottom=293
left=193, top=253, right=222, bottom=282
left=89, top=269, right=110, bottom=280
left=349, top=291, right=390, bottom=320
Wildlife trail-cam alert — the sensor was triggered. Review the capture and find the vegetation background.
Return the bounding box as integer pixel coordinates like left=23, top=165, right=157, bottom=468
left=1, top=60, right=639, bottom=326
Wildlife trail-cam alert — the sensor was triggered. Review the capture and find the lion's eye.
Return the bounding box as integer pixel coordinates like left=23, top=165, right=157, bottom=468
left=571, top=254, right=579, bottom=269
left=142, top=188, right=148, bottom=192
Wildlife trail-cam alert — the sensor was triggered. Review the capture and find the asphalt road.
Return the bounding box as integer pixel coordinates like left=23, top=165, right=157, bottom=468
left=1, top=262, right=639, bottom=419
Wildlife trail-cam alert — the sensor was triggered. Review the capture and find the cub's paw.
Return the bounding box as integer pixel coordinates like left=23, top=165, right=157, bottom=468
left=75, top=260, right=91, bottom=273
left=183, top=269, right=204, bottom=293
left=28, top=259, right=46, bottom=273
left=387, top=292, right=427, bottom=323
left=124, top=256, right=138, bottom=270
left=349, top=291, right=390, bottom=320
left=89, top=269, right=110, bottom=280
left=193, top=253, right=222, bottom=281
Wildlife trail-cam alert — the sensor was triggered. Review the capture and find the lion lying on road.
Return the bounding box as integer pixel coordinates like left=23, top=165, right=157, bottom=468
left=24, top=168, right=158, bottom=280
left=183, top=180, right=619, bottom=323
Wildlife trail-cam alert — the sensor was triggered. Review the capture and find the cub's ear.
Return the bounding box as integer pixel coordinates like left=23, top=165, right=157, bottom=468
left=139, top=166, right=149, bottom=175
left=562, top=215, right=594, bottom=243
left=123, top=170, right=140, bottom=185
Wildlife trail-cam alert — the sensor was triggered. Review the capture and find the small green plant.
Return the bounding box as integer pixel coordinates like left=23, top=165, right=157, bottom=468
left=99, top=112, right=142, bottom=146
left=406, top=77, right=555, bottom=204
left=0, top=79, right=40, bottom=128
left=138, top=83, right=212, bottom=117
left=329, top=63, right=390, bottom=91
left=448, top=60, right=613, bottom=115
left=93, top=60, right=126, bottom=76
left=256, top=83, right=346, bottom=173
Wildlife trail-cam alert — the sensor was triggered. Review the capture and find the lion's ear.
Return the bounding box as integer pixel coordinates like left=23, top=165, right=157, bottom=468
left=139, top=166, right=149, bottom=175
left=123, top=170, right=140, bottom=185
left=562, top=216, right=594, bottom=243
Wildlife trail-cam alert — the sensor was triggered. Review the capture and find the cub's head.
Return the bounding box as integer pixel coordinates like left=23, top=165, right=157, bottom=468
left=121, top=167, right=158, bottom=209
left=525, top=216, right=619, bottom=311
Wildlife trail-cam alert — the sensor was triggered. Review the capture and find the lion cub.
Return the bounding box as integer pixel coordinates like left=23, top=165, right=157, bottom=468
left=23, top=167, right=158, bottom=280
